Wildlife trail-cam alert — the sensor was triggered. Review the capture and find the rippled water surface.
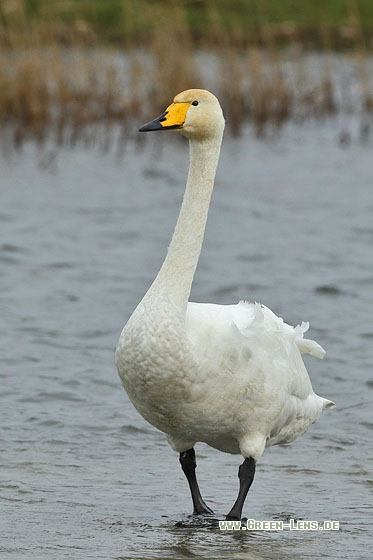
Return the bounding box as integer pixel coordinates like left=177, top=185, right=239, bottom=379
left=1, top=121, right=372, bottom=559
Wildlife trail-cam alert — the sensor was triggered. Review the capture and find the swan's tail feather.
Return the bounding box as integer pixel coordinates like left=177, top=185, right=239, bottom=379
left=294, top=321, right=326, bottom=359
left=296, top=337, right=326, bottom=358
left=319, top=396, right=335, bottom=409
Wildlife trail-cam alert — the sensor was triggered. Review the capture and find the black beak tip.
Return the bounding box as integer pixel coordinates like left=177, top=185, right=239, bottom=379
left=139, top=111, right=169, bottom=132
left=138, top=120, right=163, bottom=132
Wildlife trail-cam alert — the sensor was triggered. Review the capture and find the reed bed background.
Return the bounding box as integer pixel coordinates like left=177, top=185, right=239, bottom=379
left=0, top=0, right=373, bottom=149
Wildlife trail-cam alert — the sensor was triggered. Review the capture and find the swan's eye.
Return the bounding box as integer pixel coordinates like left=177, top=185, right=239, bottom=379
left=192, top=100, right=199, bottom=106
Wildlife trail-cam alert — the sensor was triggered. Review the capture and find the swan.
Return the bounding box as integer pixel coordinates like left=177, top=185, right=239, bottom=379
left=115, top=89, right=334, bottom=520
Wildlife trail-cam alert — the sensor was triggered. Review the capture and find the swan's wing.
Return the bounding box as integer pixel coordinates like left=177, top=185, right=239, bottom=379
left=186, top=300, right=325, bottom=356
left=184, top=300, right=333, bottom=458
left=185, top=300, right=326, bottom=399
left=185, top=300, right=261, bottom=376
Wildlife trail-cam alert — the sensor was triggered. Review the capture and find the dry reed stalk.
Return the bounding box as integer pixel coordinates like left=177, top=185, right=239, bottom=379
left=0, top=0, right=372, bottom=149
left=217, top=49, right=247, bottom=136
left=347, top=0, right=373, bottom=113
left=0, top=44, right=132, bottom=149
left=142, top=0, right=201, bottom=112
left=241, top=49, right=293, bottom=136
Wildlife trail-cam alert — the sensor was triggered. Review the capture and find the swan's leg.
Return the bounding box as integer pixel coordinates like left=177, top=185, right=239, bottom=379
left=179, top=448, right=214, bottom=515
left=226, top=457, right=256, bottom=520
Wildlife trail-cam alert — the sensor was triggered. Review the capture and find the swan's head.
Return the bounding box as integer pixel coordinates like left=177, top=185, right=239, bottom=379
left=139, top=89, right=225, bottom=140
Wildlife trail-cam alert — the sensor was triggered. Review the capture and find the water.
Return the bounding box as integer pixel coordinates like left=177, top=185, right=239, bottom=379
left=1, top=120, right=372, bottom=559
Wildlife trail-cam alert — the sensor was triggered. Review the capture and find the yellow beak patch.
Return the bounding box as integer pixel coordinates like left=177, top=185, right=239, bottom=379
left=139, top=102, right=192, bottom=132
left=161, top=102, right=191, bottom=129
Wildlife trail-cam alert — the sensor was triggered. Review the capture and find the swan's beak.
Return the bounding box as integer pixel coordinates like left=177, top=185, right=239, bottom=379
left=139, top=102, right=191, bottom=132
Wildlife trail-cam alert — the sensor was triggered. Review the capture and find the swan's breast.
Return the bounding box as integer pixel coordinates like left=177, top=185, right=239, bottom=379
left=115, top=304, right=201, bottom=431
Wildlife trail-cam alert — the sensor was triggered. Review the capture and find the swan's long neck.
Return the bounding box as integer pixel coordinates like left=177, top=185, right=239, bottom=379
left=148, top=133, right=223, bottom=312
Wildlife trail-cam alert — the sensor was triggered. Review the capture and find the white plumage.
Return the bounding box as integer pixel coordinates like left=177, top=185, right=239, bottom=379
left=115, top=89, right=334, bottom=519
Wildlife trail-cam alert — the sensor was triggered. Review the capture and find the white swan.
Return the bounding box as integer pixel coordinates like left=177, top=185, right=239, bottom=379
left=115, top=89, right=334, bottom=520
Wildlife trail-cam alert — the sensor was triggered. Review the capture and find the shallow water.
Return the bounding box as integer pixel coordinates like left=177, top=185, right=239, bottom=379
left=1, top=121, right=372, bottom=559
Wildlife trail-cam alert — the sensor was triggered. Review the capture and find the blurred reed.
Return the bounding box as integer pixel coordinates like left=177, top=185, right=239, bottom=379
left=0, top=0, right=372, bottom=150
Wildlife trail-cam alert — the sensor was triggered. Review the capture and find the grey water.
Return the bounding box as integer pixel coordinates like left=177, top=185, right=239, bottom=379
left=1, top=119, right=372, bottom=559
